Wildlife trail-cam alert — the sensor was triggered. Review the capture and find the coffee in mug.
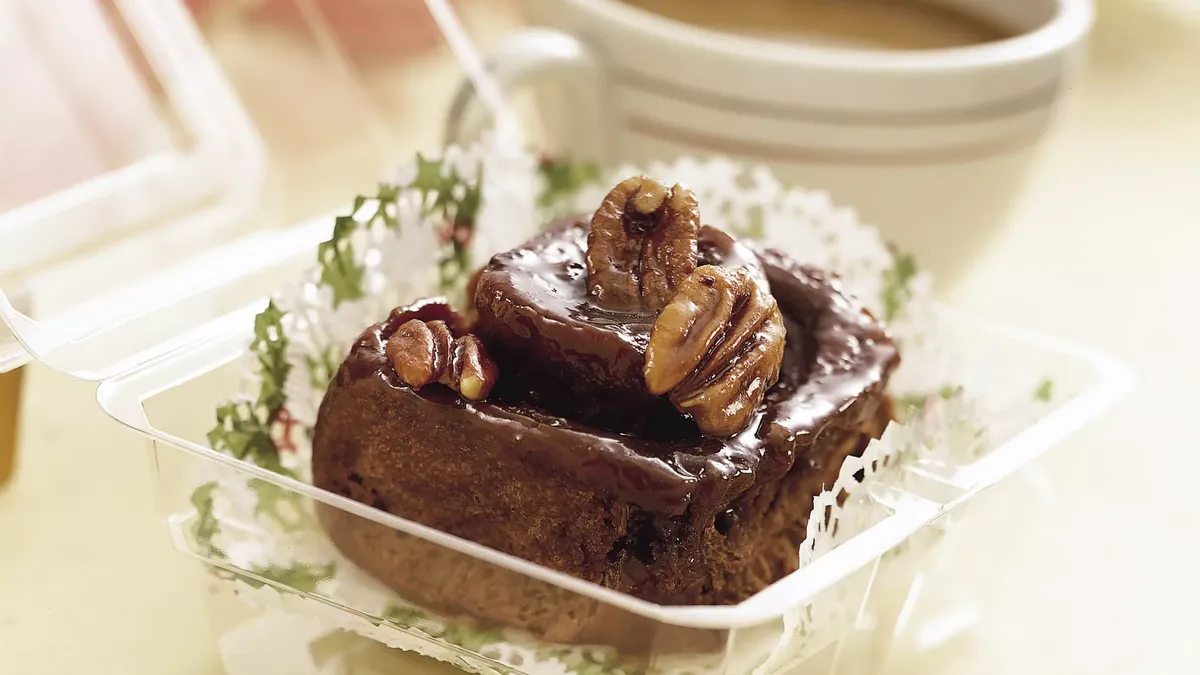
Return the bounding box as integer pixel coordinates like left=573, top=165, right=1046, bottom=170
left=619, top=0, right=1012, bottom=50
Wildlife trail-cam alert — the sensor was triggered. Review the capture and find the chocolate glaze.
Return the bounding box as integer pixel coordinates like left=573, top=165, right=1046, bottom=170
left=335, top=220, right=899, bottom=520
left=474, top=217, right=768, bottom=436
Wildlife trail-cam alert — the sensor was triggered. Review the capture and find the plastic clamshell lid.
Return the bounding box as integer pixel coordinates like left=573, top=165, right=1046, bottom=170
left=0, top=0, right=265, bottom=376
left=0, top=0, right=515, bottom=378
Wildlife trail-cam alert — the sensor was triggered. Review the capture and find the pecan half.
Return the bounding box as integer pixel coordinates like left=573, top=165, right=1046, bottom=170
left=386, top=319, right=498, bottom=401
left=644, top=265, right=786, bottom=436
left=586, top=176, right=700, bottom=311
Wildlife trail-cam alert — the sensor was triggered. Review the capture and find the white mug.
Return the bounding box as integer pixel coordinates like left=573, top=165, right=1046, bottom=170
left=447, top=0, right=1093, bottom=281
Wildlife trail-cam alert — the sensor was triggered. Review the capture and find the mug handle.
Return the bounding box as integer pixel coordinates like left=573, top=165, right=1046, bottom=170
left=444, top=28, right=606, bottom=162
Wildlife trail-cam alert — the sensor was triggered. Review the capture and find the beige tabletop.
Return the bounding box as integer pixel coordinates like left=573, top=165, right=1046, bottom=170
left=2, top=2, right=1199, bottom=673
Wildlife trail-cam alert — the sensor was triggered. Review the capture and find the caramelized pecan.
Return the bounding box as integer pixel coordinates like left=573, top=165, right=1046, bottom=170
left=644, top=265, right=786, bottom=436
left=386, top=319, right=498, bottom=401
left=454, top=335, right=498, bottom=401
left=586, top=176, right=700, bottom=311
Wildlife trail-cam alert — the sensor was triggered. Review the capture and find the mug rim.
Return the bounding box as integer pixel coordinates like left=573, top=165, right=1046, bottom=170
left=564, top=0, right=1093, bottom=72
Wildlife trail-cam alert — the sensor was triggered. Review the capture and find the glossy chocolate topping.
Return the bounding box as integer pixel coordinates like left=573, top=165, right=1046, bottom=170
left=335, top=223, right=898, bottom=518
left=473, top=217, right=768, bottom=436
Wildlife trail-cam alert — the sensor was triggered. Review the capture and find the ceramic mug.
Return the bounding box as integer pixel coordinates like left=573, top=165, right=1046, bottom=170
left=446, top=0, right=1093, bottom=281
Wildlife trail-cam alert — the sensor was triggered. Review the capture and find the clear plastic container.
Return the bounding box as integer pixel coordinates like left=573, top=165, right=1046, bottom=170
left=90, top=291, right=1129, bottom=675
left=0, top=2, right=1133, bottom=674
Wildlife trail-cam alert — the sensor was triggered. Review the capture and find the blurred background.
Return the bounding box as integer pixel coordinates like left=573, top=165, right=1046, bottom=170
left=0, top=0, right=1197, bottom=673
